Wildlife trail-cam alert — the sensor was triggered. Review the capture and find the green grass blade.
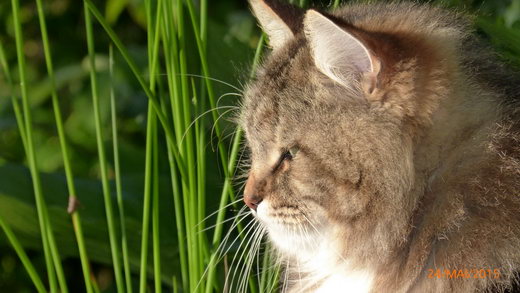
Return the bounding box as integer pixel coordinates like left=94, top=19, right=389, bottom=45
left=43, top=210, right=69, bottom=293
left=204, top=33, right=266, bottom=293
left=197, top=0, right=209, bottom=284
left=0, top=215, right=46, bottom=293
left=139, top=104, right=156, bottom=293
left=33, top=1, right=93, bottom=291
left=83, top=4, right=125, bottom=293
left=143, top=1, right=163, bottom=292
left=152, top=114, right=161, bottom=293
left=0, top=42, right=28, bottom=156
left=146, top=0, right=163, bottom=92
left=83, top=0, right=188, bottom=181
left=166, top=140, right=189, bottom=290
left=109, top=45, right=133, bottom=293
left=160, top=1, right=189, bottom=289
left=183, top=0, right=231, bottom=176
left=176, top=1, right=201, bottom=291
left=11, top=0, right=63, bottom=290
left=192, top=79, right=209, bottom=292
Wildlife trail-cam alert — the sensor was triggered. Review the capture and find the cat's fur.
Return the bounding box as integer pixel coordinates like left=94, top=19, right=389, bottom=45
left=240, top=1, right=520, bottom=292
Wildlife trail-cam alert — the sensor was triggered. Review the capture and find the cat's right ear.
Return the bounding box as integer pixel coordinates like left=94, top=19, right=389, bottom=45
left=249, top=0, right=303, bottom=49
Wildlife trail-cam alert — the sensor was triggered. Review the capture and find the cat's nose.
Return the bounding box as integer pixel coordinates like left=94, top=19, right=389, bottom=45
left=244, top=194, right=263, bottom=211
left=244, top=173, right=263, bottom=211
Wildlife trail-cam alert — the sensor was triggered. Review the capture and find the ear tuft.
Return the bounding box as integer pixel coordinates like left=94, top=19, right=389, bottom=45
left=304, top=10, right=375, bottom=87
left=250, top=0, right=303, bottom=49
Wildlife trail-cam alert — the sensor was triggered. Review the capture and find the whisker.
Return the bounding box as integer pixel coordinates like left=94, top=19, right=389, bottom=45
left=180, top=105, right=238, bottom=145
left=143, top=72, right=243, bottom=93
left=239, top=226, right=266, bottom=293
left=197, top=214, right=245, bottom=234
left=180, top=73, right=243, bottom=93
left=194, top=208, right=251, bottom=292
left=218, top=213, right=256, bottom=262
left=217, top=92, right=242, bottom=109
left=194, top=198, right=243, bottom=228
left=209, top=107, right=239, bottom=151
left=225, top=220, right=261, bottom=292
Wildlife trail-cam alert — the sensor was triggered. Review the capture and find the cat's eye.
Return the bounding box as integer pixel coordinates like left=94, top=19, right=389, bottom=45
left=282, top=146, right=299, bottom=161
left=273, top=147, right=299, bottom=172
left=289, top=146, right=299, bottom=158
left=282, top=147, right=298, bottom=161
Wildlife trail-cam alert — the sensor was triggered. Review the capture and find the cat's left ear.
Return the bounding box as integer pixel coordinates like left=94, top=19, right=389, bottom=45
left=249, top=0, right=304, bottom=49
left=304, top=10, right=379, bottom=90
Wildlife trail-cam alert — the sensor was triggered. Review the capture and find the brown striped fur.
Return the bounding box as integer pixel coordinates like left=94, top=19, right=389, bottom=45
left=240, top=1, right=520, bottom=292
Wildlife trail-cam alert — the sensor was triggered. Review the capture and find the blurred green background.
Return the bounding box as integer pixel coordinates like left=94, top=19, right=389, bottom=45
left=0, top=0, right=519, bottom=292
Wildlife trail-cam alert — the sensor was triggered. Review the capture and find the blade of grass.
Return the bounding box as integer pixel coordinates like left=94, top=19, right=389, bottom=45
left=182, top=10, right=244, bottom=275
left=83, top=4, right=125, bottom=293
left=204, top=33, right=266, bottom=293
left=183, top=0, right=232, bottom=177
left=0, top=42, right=28, bottom=157
left=161, top=0, right=184, bottom=144
left=83, top=0, right=188, bottom=181
left=146, top=0, right=163, bottom=91
left=181, top=2, right=251, bottom=290
left=0, top=215, right=46, bottom=292
left=1, top=35, right=48, bottom=293
left=166, top=140, right=188, bottom=290
left=143, top=1, right=163, bottom=291
left=152, top=112, right=161, bottom=293
left=34, top=1, right=93, bottom=291
left=176, top=1, right=201, bottom=290
left=109, top=45, right=133, bottom=293
left=11, top=0, right=67, bottom=291
left=197, top=0, right=210, bottom=286
left=193, top=77, right=209, bottom=291
left=139, top=104, right=156, bottom=293
left=160, top=1, right=189, bottom=289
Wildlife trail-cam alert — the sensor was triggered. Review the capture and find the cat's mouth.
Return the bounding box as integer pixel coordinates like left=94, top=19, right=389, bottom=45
left=255, top=200, right=326, bottom=255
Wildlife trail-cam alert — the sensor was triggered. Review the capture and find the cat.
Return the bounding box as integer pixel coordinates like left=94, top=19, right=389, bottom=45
left=238, top=0, right=520, bottom=292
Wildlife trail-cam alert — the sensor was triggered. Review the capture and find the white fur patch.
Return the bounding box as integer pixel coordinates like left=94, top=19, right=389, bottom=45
left=257, top=200, right=374, bottom=293
left=316, top=271, right=374, bottom=293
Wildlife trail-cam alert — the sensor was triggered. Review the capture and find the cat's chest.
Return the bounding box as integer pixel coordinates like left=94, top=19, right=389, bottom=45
left=314, top=271, right=374, bottom=293
left=292, top=245, right=375, bottom=293
left=289, top=268, right=375, bottom=293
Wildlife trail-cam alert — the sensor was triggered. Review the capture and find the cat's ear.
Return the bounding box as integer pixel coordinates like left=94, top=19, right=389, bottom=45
left=304, top=10, right=378, bottom=88
left=249, top=0, right=303, bottom=49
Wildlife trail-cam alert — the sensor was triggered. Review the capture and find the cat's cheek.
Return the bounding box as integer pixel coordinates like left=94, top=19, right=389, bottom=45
left=255, top=200, right=268, bottom=222
left=254, top=201, right=292, bottom=252
left=255, top=200, right=276, bottom=229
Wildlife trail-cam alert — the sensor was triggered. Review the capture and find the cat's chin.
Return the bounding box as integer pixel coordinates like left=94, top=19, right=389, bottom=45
left=255, top=200, right=327, bottom=257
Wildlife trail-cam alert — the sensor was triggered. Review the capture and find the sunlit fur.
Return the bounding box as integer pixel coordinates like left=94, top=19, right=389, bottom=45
left=239, top=1, right=520, bottom=292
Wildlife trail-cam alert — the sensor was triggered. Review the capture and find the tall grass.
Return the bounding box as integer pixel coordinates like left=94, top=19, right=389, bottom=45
left=1, top=0, right=519, bottom=292
left=10, top=0, right=67, bottom=291
left=1, top=0, right=272, bottom=291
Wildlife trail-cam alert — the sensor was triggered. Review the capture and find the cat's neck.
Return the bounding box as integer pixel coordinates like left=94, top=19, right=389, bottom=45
left=414, top=76, right=499, bottom=186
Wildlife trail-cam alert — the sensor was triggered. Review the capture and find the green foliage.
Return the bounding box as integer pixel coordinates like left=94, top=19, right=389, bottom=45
left=0, top=0, right=518, bottom=292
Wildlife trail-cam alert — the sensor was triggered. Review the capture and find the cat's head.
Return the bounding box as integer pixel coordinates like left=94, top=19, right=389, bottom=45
left=240, top=0, right=454, bottom=260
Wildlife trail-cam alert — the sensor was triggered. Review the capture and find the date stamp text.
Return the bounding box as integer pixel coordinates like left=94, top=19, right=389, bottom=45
left=427, top=268, right=501, bottom=279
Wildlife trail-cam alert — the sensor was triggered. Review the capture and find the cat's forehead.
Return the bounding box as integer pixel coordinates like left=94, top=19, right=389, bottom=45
left=242, top=40, right=313, bottom=147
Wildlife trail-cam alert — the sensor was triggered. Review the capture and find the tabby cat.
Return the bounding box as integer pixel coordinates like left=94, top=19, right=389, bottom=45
left=239, top=0, right=520, bottom=292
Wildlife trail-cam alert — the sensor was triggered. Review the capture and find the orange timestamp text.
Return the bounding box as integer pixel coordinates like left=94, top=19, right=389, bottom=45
left=427, top=268, right=501, bottom=279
